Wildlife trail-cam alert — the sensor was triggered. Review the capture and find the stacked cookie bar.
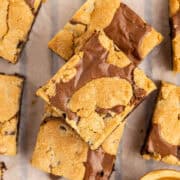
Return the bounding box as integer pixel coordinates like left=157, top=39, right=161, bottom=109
left=32, top=105, right=126, bottom=180
left=0, top=0, right=42, bottom=63
left=31, top=1, right=164, bottom=178
left=36, top=31, right=157, bottom=150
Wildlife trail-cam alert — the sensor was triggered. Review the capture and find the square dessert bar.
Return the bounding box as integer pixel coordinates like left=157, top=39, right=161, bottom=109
left=37, top=31, right=156, bottom=149
left=0, top=0, right=41, bottom=63
left=143, top=82, right=180, bottom=165
left=31, top=105, right=126, bottom=180
left=0, top=74, right=24, bottom=155
left=48, top=0, right=163, bottom=64
left=169, top=0, right=180, bottom=72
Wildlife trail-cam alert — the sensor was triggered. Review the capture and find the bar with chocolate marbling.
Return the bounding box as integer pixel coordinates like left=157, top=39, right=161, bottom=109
left=48, top=0, right=163, bottom=65
left=0, top=0, right=41, bottom=63
left=143, top=82, right=180, bottom=166
left=169, top=0, right=180, bottom=72
left=37, top=31, right=156, bottom=150
left=31, top=105, right=125, bottom=180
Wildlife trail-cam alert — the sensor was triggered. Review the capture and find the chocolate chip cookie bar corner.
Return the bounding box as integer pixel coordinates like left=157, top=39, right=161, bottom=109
left=48, top=0, right=163, bottom=64
left=0, top=0, right=42, bottom=63
left=31, top=105, right=126, bottom=180
left=37, top=31, right=157, bottom=150
left=142, top=81, right=180, bottom=166
left=0, top=74, right=24, bottom=155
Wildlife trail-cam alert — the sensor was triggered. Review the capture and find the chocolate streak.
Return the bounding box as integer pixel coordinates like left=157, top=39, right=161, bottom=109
left=49, top=32, right=146, bottom=120
left=84, top=148, right=115, bottom=180
left=171, top=10, right=180, bottom=38
left=104, top=3, right=151, bottom=64
left=146, top=124, right=180, bottom=159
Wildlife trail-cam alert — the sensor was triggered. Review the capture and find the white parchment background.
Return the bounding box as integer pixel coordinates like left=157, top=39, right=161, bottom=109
left=0, top=0, right=180, bottom=180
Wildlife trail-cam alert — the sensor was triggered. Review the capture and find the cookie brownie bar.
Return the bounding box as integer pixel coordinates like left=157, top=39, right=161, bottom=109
left=0, top=162, right=6, bottom=180
left=140, top=170, right=180, bottom=180
left=37, top=31, right=156, bottom=149
left=0, top=75, right=24, bottom=155
left=31, top=106, right=125, bottom=180
left=48, top=0, right=163, bottom=64
left=0, top=0, right=41, bottom=63
left=169, top=0, right=180, bottom=72
left=143, top=82, right=180, bottom=165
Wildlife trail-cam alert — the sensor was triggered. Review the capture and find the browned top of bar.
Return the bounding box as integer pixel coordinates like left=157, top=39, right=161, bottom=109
left=104, top=3, right=151, bottom=64
left=49, top=32, right=146, bottom=121
left=146, top=124, right=179, bottom=159
left=84, top=148, right=115, bottom=180
left=171, top=10, right=180, bottom=38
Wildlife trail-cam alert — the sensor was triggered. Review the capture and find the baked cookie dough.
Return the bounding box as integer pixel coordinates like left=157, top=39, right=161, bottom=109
left=143, top=82, right=180, bottom=165
left=37, top=31, right=156, bottom=150
left=0, top=74, right=24, bottom=155
left=31, top=106, right=125, bottom=180
left=0, top=162, right=6, bottom=180
left=0, top=0, right=42, bottom=63
left=48, top=0, right=163, bottom=64
left=169, top=0, right=180, bottom=72
left=140, top=169, right=180, bottom=180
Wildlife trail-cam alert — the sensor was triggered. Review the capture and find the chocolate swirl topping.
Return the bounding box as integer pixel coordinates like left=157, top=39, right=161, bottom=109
left=104, top=3, right=151, bottom=64
left=49, top=32, right=146, bottom=121
left=84, top=148, right=115, bottom=180
left=146, top=124, right=180, bottom=159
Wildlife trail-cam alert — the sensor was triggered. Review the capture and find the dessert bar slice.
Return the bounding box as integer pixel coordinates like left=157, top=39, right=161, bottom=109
left=31, top=105, right=125, bottom=180
left=143, top=82, right=180, bottom=165
left=0, top=74, right=24, bottom=155
left=0, top=0, right=41, bottom=63
left=48, top=0, right=163, bottom=64
left=169, top=0, right=180, bottom=72
left=37, top=31, right=156, bottom=149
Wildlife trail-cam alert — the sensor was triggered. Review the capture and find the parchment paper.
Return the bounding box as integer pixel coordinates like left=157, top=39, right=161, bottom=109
left=0, top=0, right=179, bottom=180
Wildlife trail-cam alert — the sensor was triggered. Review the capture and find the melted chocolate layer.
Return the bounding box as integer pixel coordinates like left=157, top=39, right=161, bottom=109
left=49, top=32, right=146, bottom=120
left=104, top=3, right=151, bottom=64
left=84, top=148, right=115, bottom=180
left=171, top=10, right=180, bottom=38
left=146, top=124, right=179, bottom=159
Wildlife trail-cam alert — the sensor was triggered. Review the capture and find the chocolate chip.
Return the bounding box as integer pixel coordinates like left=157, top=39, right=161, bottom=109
left=103, top=113, right=112, bottom=120
left=59, top=126, right=67, bottom=131
left=99, top=171, right=104, bottom=177
left=4, top=131, right=16, bottom=135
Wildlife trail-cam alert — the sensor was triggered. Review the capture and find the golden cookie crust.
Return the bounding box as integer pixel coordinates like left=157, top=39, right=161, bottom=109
left=48, top=0, right=163, bottom=63
left=37, top=31, right=156, bottom=150
left=0, top=74, right=24, bottom=155
left=143, top=82, right=180, bottom=166
left=0, top=0, right=42, bottom=63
